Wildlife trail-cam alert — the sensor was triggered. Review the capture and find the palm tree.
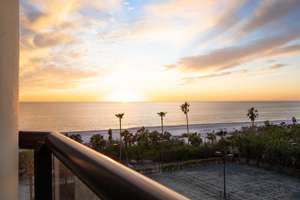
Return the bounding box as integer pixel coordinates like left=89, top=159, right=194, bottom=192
left=162, top=131, right=171, bottom=141
left=264, top=120, right=271, bottom=127
left=136, top=127, right=149, bottom=147
left=181, top=102, right=190, bottom=135
left=115, top=113, right=124, bottom=160
left=188, top=132, right=202, bottom=146
left=89, top=134, right=106, bottom=151
left=108, top=129, right=113, bottom=145
left=121, top=129, right=132, bottom=163
left=206, top=133, right=216, bottom=144
left=148, top=131, right=161, bottom=146
left=292, top=116, right=297, bottom=125
left=157, top=112, right=167, bottom=134
left=247, top=107, right=258, bottom=127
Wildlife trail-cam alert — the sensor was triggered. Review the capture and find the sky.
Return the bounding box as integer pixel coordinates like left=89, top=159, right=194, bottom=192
left=20, top=0, right=300, bottom=102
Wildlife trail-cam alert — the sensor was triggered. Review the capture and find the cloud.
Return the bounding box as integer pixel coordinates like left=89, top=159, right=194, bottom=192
left=21, top=0, right=78, bottom=31
left=22, top=0, right=121, bottom=31
left=269, top=44, right=300, bottom=56
left=143, top=0, right=244, bottom=25
left=33, top=32, right=76, bottom=47
left=270, top=63, right=287, bottom=69
left=20, top=0, right=112, bottom=82
left=97, top=1, right=216, bottom=45
left=213, top=0, right=247, bottom=32
left=168, top=28, right=300, bottom=72
left=241, top=0, right=300, bottom=34
left=26, top=9, right=45, bottom=23
left=182, top=69, right=248, bottom=83
left=184, top=72, right=232, bottom=82
left=21, top=65, right=100, bottom=90
left=112, top=0, right=247, bottom=46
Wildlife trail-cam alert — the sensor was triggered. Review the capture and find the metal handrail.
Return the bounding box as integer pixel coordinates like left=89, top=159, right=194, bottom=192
left=19, top=131, right=190, bottom=200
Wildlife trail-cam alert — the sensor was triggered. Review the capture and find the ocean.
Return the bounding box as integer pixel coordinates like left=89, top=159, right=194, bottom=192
left=20, top=102, right=300, bottom=137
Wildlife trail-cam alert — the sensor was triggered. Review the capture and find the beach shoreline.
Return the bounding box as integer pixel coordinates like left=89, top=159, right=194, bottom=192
left=65, top=119, right=293, bottom=143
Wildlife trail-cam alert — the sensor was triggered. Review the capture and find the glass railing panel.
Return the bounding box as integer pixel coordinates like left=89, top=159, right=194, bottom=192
left=52, top=157, right=100, bottom=200
left=19, top=149, right=34, bottom=200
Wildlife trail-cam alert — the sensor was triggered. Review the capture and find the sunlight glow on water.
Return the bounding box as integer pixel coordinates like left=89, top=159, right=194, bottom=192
left=19, top=101, right=300, bottom=132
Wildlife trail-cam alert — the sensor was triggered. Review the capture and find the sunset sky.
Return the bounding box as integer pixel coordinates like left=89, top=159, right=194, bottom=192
left=20, top=0, right=300, bottom=102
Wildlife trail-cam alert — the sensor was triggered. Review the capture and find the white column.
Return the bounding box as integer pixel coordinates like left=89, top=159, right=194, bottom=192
left=0, top=0, right=19, bottom=199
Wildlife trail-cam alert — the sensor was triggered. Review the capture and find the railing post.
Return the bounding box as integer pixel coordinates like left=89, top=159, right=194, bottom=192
left=34, top=144, right=52, bottom=200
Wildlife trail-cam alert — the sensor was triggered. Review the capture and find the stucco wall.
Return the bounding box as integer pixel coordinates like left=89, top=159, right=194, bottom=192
left=0, top=0, right=19, bottom=199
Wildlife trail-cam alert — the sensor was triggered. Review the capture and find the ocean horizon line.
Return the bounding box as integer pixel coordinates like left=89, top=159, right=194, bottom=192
left=19, top=100, right=300, bottom=104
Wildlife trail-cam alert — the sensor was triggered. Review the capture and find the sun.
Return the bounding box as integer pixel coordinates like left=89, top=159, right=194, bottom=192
left=105, top=89, right=145, bottom=102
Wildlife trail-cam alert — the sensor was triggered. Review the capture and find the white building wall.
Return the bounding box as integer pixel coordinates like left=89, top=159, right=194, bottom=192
left=0, top=0, right=19, bottom=199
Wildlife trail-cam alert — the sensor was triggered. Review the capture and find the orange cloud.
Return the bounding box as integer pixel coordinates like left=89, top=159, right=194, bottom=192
left=269, top=44, right=300, bottom=56
left=270, top=63, right=286, bottom=69
left=21, top=65, right=100, bottom=91
left=33, top=32, right=76, bottom=47
left=168, top=28, right=300, bottom=72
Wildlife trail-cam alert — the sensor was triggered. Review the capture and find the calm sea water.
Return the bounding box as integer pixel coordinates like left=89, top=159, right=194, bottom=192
left=19, top=102, right=300, bottom=132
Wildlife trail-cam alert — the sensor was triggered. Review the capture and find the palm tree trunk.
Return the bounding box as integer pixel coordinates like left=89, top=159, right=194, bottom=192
left=119, top=118, right=122, bottom=161
left=250, top=119, right=255, bottom=127
left=161, top=116, right=164, bottom=134
left=185, top=114, right=190, bottom=144
left=186, top=114, right=189, bottom=134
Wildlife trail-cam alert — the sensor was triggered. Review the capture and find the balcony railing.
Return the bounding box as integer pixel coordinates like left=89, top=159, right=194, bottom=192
left=19, top=131, right=189, bottom=200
